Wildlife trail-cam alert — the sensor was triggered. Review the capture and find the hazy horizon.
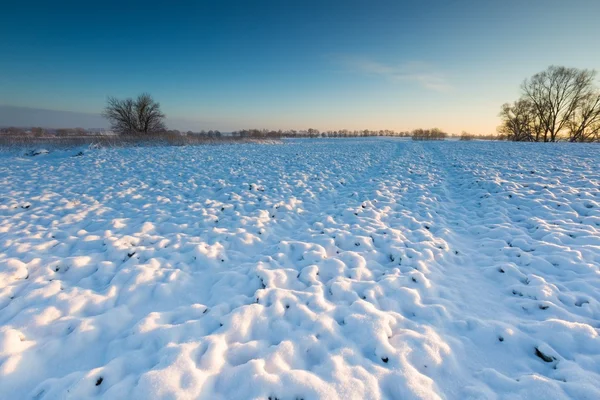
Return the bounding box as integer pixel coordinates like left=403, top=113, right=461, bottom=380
left=2, top=0, right=600, bottom=133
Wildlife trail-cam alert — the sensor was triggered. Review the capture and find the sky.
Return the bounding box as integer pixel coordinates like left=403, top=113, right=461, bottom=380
left=1, top=0, right=600, bottom=133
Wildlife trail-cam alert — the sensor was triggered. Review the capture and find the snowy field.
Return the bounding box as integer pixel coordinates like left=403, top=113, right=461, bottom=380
left=1, top=139, right=599, bottom=400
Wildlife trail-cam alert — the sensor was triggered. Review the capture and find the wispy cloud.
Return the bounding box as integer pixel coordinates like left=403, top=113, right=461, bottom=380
left=335, top=56, right=451, bottom=92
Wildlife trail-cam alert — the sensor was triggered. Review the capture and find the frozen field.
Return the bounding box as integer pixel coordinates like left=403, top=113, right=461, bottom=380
left=1, top=139, right=599, bottom=399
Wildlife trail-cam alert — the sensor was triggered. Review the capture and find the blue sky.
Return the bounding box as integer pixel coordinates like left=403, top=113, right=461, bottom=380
left=1, top=0, right=599, bottom=133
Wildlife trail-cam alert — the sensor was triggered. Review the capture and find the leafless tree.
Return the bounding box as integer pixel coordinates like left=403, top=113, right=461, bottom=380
left=498, top=99, right=537, bottom=142
left=102, top=93, right=166, bottom=134
left=521, top=66, right=595, bottom=142
left=567, top=90, right=600, bottom=142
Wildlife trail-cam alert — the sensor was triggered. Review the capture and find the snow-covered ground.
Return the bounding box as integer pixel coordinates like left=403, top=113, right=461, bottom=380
left=1, top=139, right=599, bottom=399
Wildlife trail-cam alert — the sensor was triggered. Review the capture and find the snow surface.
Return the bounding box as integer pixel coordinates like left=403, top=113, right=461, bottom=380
left=0, top=139, right=599, bottom=399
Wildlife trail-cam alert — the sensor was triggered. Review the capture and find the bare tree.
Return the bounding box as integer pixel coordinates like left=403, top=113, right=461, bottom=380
left=567, top=90, right=600, bottom=142
left=498, top=99, right=537, bottom=142
left=103, top=93, right=166, bottom=134
left=521, top=66, right=595, bottom=142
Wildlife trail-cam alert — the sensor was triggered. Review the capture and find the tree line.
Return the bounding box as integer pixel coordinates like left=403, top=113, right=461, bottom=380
left=0, top=127, right=91, bottom=136
left=100, top=93, right=502, bottom=140
left=230, top=128, right=411, bottom=138
left=499, top=66, right=600, bottom=142
left=1, top=124, right=502, bottom=141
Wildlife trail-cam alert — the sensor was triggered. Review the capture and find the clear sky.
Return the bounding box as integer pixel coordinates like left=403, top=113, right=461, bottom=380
left=1, top=0, right=599, bottom=133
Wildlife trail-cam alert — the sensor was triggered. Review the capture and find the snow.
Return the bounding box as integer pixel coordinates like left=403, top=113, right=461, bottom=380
left=0, top=139, right=599, bottom=399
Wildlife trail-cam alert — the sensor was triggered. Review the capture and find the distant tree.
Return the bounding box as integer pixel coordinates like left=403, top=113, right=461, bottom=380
left=411, top=128, right=448, bottom=140
left=31, top=127, right=45, bottom=137
left=5, top=127, right=25, bottom=135
left=521, top=66, right=595, bottom=142
left=102, top=93, right=166, bottom=134
left=460, top=131, right=474, bottom=141
left=307, top=128, right=319, bottom=137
